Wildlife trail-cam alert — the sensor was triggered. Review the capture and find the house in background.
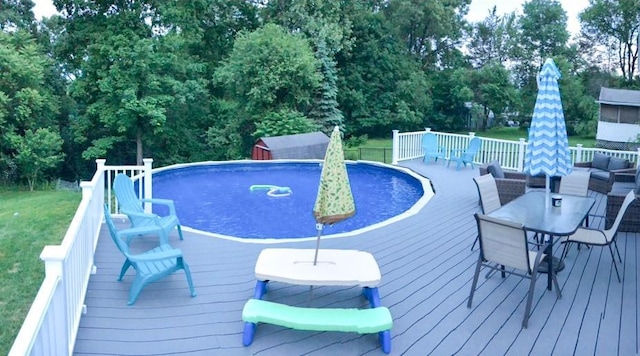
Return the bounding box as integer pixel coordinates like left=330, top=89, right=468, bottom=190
left=251, top=132, right=330, bottom=160
left=596, top=87, right=640, bottom=150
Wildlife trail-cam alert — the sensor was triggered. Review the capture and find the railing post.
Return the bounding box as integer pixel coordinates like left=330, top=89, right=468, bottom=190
left=518, top=138, right=526, bottom=172
left=96, top=159, right=106, bottom=185
left=576, top=144, right=583, bottom=163
left=392, top=130, right=399, bottom=165
left=40, top=246, right=70, bottom=356
left=636, top=147, right=640, bottom=167
left=143, top=158, right=153, bottom=213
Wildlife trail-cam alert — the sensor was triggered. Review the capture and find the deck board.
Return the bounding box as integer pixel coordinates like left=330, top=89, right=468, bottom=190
left=73, top=160, right=639, bottom=355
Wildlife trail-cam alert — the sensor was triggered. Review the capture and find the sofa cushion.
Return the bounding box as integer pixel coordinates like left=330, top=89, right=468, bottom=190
left=592, top=152, right=611, bottom=170
left=590, top=170, right=610, bottom=181
left=608, top=157, right=629, bottom=171
left=486, top=161, right=505, bottom=178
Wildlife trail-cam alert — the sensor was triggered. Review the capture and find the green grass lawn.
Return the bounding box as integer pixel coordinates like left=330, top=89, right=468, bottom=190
left=0, top=190, right=81, bottom=355
left=472, top=127, right=596, bottom=148
left=356, top=127, right=596, bottom=149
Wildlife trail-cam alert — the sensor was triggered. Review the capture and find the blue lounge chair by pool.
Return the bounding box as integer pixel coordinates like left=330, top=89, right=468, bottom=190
left=113, top=173, right=183, bottom=241
left=103, top=204, right=196, bottom=305
left=422, top=132, right=446, bottom=164
left=448, top=137, right=481, bottom=170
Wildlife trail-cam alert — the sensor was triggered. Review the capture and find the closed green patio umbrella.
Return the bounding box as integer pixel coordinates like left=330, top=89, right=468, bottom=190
left=312, top=126, right=356, bottom=265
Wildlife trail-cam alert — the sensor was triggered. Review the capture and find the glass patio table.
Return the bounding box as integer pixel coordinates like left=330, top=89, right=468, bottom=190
left=488, top=191, right=595, bottom=290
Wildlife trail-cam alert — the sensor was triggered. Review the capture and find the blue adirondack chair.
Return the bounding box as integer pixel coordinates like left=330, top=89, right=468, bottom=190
left=448, top=137, right=482, bottom=170
left=113, top=173, right=184, bottom=241
left=422, top=133, right=446, bottom=164
left=103, top=204, right=196, bottom=305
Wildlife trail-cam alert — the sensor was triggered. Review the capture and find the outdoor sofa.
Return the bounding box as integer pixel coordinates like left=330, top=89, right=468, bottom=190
left=573, top=152, right=634, bottom=194
left=606, top=168, right=640, bottom=232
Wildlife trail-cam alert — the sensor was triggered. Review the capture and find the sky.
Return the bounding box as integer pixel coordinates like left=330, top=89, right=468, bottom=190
left=32, top=0, right=589, bottom=34
left=466, top=0, right=590, bottom=35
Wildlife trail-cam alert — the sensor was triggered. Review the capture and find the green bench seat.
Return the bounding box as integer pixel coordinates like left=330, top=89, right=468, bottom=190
left=242, top=299, right=392, bottom=353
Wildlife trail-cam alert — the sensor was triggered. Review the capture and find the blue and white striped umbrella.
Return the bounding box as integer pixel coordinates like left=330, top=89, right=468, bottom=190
left=524, top=58, right=572, bottom=191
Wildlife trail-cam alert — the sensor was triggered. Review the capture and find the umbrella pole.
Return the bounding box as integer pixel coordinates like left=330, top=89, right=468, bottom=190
left=313, top=223, right=323, bottom=265
left=545, top=175, right=551, bottom=209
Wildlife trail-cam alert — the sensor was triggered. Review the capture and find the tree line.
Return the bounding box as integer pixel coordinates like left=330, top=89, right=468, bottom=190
left=1, top=0, right=639, bottom=188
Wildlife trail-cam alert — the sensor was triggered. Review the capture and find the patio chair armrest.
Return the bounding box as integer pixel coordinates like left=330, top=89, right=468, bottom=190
left=503, top=171, right=527, bottom=180
left=116, top=225, right=163, bottom=240
left=613, top=171, right=636, bottom=183
left=131, top=248, right=183, bottom=262
left=573, top=161, right=592, bottom=168
left=140, top=198, right=177, bottom=215
left=121, top=208, right=160, bottom=222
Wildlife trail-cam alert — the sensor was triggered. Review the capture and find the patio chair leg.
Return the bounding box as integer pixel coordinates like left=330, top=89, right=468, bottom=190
left=608, top=245, right=622, bottom=283
left=523, top=273, right=537, bottom=328
left=254, top=280, right=268, bottom=299
left=470, top=235, right=479, bottom=251
left=467, top=256, right=482, bottom=308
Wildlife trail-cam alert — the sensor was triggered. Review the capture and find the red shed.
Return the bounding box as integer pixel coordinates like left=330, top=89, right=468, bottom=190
left=252, top=132, right=330, bottom=160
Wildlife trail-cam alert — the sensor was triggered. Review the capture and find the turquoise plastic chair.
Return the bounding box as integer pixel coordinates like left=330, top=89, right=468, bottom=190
left=422, top=133, right=446, bottom=164
left=448, top=137, right=481, bottom=170
left=113, top=173, right=183, bottom=241
left=103, top=204, right=196, bottom=305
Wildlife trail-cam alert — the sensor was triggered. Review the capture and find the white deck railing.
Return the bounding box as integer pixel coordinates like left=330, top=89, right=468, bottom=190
left=8, top=159, right=153, bottom=356
left=9, top=129, right=640, bottom=355
left=392, top=129, right=640, bottom=169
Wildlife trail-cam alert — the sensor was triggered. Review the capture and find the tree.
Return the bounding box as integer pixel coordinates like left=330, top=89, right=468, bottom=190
left=511, top=0, right=570, bottom=121
left=9, top=128, right=65, bottom=191
left=384, top=0, right=471, bottom=68
left=57, top=1, right=211, bottom=166
left=336, top=11, right=432, bottom=136
left=467, top=63, right=519, bottom=130
left=307, top=39, right=344, bottom=131
left=213, top=23, right=321, bottom=154
left=0, top=0, right=36, bottom=33
left=579, top=0, right=640, bottom=83
left=262, top=0, right=354, bottom=131
left=0, top=30, right=61, bottom=183
left=467, top=7, right=516, bottom=68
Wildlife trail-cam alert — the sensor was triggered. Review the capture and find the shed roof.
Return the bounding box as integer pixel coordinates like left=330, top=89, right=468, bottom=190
left=257, top=132, right=330, bottom=159
left=598, top=87, right=640, bottom=107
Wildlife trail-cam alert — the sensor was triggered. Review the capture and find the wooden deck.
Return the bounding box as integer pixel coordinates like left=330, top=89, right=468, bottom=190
left=73, top=160, right=639, bottom=355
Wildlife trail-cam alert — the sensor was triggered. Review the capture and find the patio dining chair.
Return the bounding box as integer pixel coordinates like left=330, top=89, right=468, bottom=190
left=468, top=214, right=561, bottom=328
left=103, top=204, right=196, bottom=305
left=560, top=189, right=636, bottom=282
left=113, top=173, right=184, bottom=241
left=422, top=132, right=446, bottom=165
left=558, top=170, right=590, bottom=196
left=448, top=137, right=481, bottom=170
left=470, top=174, right=501, bottom=250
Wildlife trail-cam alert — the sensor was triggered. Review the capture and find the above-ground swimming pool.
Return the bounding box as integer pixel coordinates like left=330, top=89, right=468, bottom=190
left=150, top=160, right=432, bottom=240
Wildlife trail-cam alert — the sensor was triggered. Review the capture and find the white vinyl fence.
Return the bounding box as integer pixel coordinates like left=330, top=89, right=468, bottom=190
left=392, top=128, right=640, bottom=170
left=9, top=159, right=154, bottom=356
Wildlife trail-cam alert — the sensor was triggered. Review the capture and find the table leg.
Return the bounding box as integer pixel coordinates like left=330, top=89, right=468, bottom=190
left=363, top=287, right=381, bottom=308
left=254, top=280, right=268, bottom=299
left=547, top=241, right=553, bottom=290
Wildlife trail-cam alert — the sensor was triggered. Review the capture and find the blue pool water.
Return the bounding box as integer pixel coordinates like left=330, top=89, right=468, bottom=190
left=151, top=161, right=425, bottom=239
